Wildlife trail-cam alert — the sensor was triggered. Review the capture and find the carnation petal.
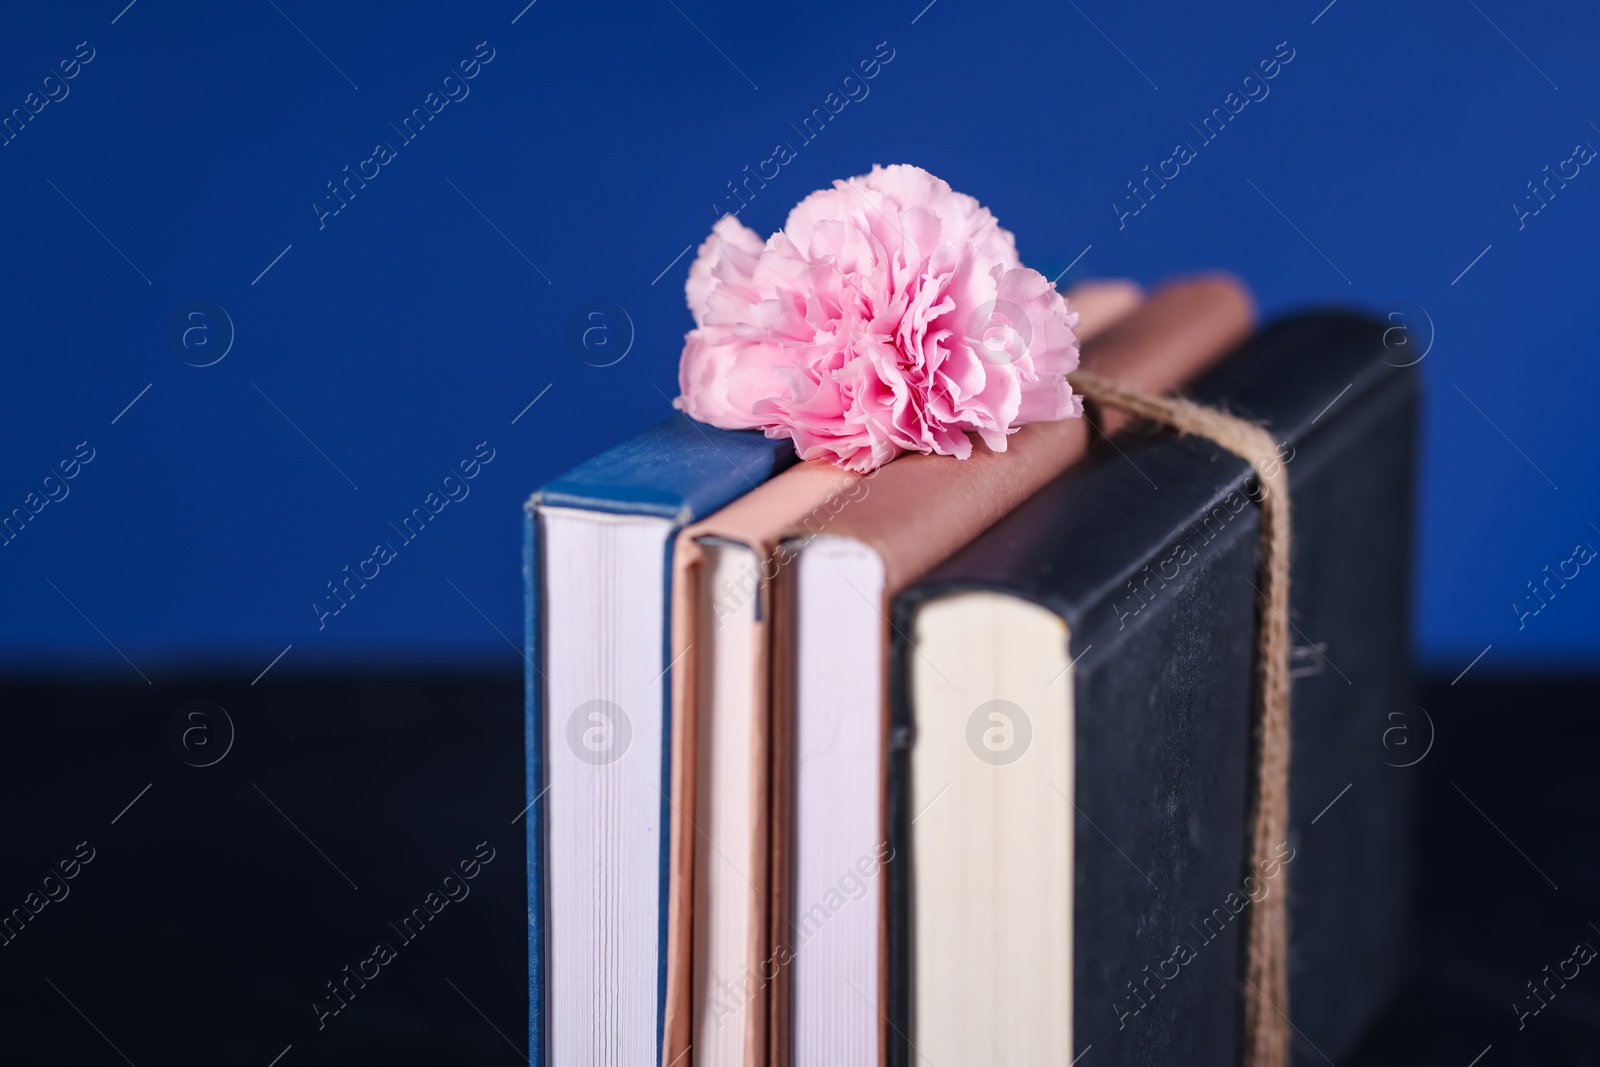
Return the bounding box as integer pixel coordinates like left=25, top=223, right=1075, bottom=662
left=674, top=165, right=1082, bottom=472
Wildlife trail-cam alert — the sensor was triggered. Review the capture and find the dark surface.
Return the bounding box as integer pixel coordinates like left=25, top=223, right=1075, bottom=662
left=0, top=674, right=529, bottom=1066
left=1346, top=673, right=1600, bottom=1067
left=0, top=668, right=1594, bottom=1063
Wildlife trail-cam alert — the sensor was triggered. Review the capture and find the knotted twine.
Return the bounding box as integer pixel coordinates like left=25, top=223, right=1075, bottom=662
left=1069, top=370, right=1292, bottom=1067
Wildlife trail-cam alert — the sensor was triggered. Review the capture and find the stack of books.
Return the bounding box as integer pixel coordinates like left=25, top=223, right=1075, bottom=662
left=522, top=276, right=1417, bottom=1067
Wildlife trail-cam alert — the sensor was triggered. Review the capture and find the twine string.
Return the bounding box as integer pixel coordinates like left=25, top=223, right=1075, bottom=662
left=1069, top=369, right=1292, bottom=1067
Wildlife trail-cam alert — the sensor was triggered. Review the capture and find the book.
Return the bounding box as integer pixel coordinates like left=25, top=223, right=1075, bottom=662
left=667, top=461, right=872, bottom=1067
left=523, top=417, right=796, bottom=1067
left=768, top=276, right=1256, bottom=1066
left=888, top=311, right=1418, bottom=1065
left=659, top=281, right=1146, bottom=1067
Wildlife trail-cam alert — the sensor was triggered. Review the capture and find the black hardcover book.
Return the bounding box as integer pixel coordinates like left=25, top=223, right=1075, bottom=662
left=886, top=312, right=1418, bottom=1066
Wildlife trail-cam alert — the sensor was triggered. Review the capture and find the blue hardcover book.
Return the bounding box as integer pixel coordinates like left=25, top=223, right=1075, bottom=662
left=524, top=415, right=796, bottom=1066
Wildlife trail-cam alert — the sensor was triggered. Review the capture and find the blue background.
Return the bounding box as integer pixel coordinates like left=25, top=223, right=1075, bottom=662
left=2, top=0, right=1595, bottom=678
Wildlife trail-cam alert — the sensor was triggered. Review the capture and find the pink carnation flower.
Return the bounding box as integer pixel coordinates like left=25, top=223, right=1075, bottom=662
left=674, top=164, right=1082, bottom=472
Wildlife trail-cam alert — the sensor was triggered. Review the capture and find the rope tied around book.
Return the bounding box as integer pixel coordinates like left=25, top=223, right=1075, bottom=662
left=1069, top=369, right=1292, bottom=1067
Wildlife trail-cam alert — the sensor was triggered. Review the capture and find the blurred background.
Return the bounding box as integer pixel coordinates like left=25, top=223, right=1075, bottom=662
left=0, top=1, right=1594, bottom=1063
